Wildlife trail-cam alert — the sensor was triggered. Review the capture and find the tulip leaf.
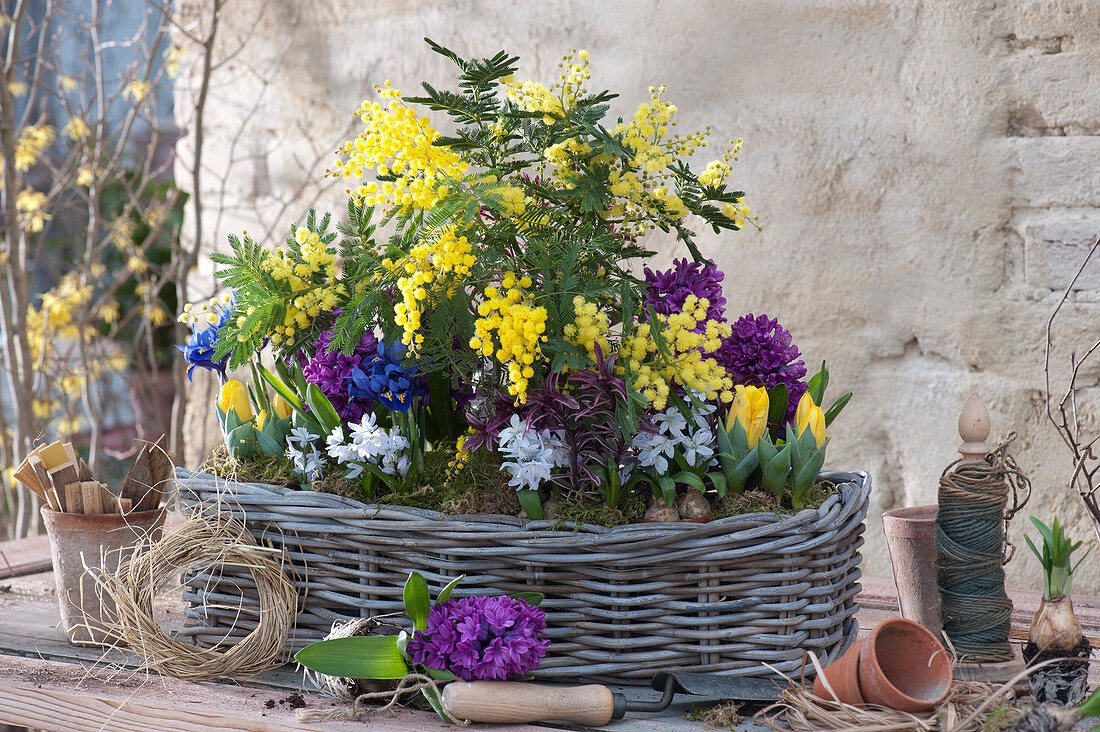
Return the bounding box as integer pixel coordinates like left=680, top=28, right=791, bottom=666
left=305, top=384, right=342, bottom=435
left=728, top=450, right=760, bottom=493
left=224, top=407, right=243, bottom=433
left=762, top=444, right=791, bottom=497
left=824, top=393, right=851, bottom=427
left=436, top=574, right=466, bottom=603
left=785, top=425, right=800, bottom=469
left=729, top=418, right=751, bottom=458
left=403, top=572, right=431, bottom=631
left=294, top=635, right=409, bottom=679
left=254, top=427, right=283, bottom=457
left=756, top=434, right=777, bottom=465
left=766, top=383, right=788, bottom=426
left=227, top=424, right=256, bottom=459
left=807, top=362, right=828, bottom=404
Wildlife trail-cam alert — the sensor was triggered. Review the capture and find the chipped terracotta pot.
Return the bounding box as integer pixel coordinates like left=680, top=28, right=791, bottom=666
left=813, top=637, right=867, bottom=706
left=858, top=617, right=952, bottom=712
left=42, top=506, right=165, bottom=646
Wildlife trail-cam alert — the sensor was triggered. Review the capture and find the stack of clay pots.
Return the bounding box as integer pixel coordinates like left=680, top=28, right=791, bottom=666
left=813, top=617, right=953, bottom=712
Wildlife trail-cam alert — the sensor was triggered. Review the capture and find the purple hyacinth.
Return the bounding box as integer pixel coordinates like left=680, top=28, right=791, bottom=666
left=301, top=326, right=378, bottom=423
left=643, top=258, right=727, bottom=329
left=715, top=313, right=807, bottom=424
left=406, top=595, right=550, bottom=681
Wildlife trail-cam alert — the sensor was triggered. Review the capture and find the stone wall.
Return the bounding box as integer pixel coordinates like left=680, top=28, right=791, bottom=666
left=173, top=0, right=1100, bottom=592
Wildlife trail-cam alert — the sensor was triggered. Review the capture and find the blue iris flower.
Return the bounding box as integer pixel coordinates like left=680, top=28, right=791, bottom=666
left=176, top=299, right=234, bottom=382
left=348, top=341, right=424, bottom=412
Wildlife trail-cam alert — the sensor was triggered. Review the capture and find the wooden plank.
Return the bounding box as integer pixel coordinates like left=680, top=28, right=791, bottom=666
left=0, top=536, right=52, bottom=579
left=0, top=653, right=476, bottom=732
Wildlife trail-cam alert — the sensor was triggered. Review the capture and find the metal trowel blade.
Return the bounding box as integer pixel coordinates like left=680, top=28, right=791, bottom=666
left=652, top=671, right=787, bottom=702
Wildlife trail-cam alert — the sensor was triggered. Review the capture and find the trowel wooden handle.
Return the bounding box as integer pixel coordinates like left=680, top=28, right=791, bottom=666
left=440, top=680, right=620, bottom=726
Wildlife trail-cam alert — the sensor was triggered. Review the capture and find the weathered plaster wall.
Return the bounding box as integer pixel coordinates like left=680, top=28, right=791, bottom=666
left=174, top=0, right=1100, bottom=592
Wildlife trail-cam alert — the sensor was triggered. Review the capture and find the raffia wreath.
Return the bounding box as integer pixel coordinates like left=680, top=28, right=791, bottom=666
left=94, top=513, right=297, bottom=681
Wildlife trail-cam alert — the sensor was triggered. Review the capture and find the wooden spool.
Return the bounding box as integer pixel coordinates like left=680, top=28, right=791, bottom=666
left=949, top=393, right=1026, bottom=686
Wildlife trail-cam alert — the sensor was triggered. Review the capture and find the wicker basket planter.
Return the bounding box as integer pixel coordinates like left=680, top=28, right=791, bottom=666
left=176, top=468, right=870, bottom=684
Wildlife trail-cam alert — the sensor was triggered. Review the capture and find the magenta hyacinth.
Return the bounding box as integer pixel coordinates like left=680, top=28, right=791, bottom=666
left=301, top=326, right=378, bottom=423
left=643, top=257, right=727, bottom=328
left=406, top=595, right=550, bottom=681
left=716, top=313, right=807, bottom=423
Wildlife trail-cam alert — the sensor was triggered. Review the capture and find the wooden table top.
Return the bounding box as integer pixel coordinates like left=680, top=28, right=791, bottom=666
left=0, top=537, right=1095, bottom=731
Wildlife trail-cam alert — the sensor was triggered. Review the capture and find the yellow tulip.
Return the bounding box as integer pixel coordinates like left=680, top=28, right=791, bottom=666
left=795, top=392, right=826, bottom=448
left=217, top=379, right=253, bottom=420
left=256, top=409, right=268, bottom=431
left=726, top=384, right=769, bottom=448
left=272, top=394, right=293, bottom=419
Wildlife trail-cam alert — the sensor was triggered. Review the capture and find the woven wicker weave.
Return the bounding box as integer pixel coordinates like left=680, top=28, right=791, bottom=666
left=177, top=468, right=869, bottom=684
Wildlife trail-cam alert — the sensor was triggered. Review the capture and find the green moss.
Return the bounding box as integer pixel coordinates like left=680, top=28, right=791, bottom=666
left=981, top=701, right=1020, bottom=732
left=549, top=491, right=647, bottom=527
left=203, top=445, right=299, bottom=488
left=204, top=443, right=842, bottom=526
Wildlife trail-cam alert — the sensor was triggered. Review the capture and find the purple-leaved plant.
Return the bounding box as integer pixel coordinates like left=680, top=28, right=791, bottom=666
left=406, top=595, right=550, bottom=681
left=523, top=346, right=629, bottom=493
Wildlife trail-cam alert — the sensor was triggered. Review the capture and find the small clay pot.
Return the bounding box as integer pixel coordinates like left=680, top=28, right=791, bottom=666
left=813, top=638, right=867, bottom=705
left=881, top=505, right=941, bottom=637
left=858, top=617, right=952, bottom=712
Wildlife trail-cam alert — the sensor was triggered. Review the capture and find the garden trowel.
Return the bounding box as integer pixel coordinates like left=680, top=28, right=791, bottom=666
left=440, top=671, right=787, bottom=726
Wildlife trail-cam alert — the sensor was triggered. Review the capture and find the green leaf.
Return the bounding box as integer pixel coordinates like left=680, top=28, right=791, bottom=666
left=403, top=572, right=431, bottom=631
left=509, top=592, right=544, bottom=606
left=517, top=489, right=543, bottom=519
left=708, top=471, right=728, bottom=499
left=1080, top=684, right=1100, bottom=717
left=254, top=428, right=283, bottom=456
left=420, top=684, right=460, bottom=725
left=426, top=668, right=455, bottom=682
left=766, top=383, right=788, bottom=426
left=727, top=450, right=760, bottom=494
left=259, top=364, right=306, bottom=414
left=305, top=383, right=342, bottom=435
left=294, top=636, right=410, bottom=679
left=670, top=471, right=706, bottom=492
left=807, top=362, right=828, bottom=404
left=656, top=476, right=677, bottom=507
left=824, top=393, right=852, bottom=427
left=436, top=575, right=466, bottom=603
left=762, top=444, right=792, bottom=497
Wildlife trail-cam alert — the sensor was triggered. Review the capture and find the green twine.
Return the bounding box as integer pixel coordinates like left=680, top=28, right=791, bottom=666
left=935, top=435, right=1030, bottom=663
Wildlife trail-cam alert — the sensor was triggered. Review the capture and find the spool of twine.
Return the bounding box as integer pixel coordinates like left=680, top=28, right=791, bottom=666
left=935, top=434, right=1030, bottom=662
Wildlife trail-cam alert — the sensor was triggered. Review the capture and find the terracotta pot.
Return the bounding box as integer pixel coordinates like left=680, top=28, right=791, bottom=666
left=42, top=506, right=166, bottom=646
left=858, top=617, right=952, bottom=712
left=882, top=505, right=941, bottom=637
left=813, top=638, right=867, bottom=705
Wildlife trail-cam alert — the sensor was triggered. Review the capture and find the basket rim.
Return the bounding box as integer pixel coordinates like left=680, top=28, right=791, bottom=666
left=177, top=467, right=870, bottom=541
